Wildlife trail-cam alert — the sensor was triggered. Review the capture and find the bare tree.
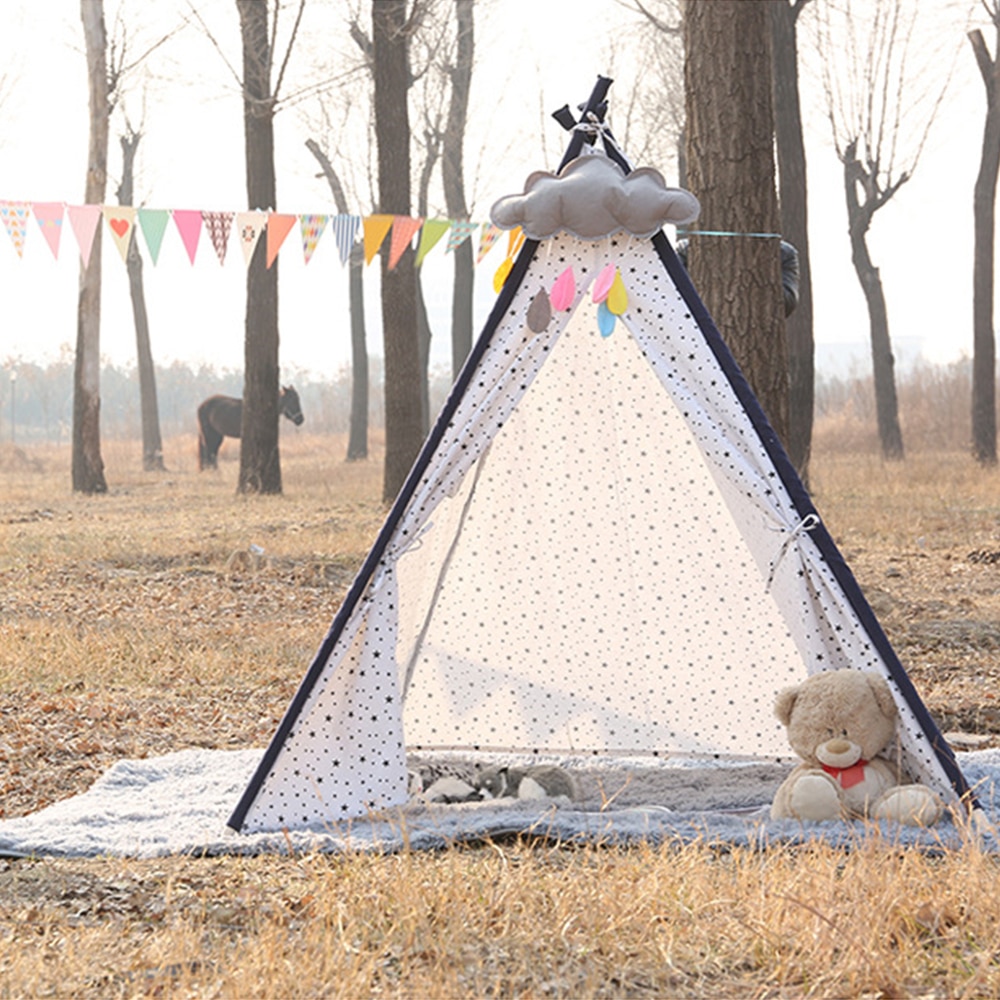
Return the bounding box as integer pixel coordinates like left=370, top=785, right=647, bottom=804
left=116, top=123, right=165, bottom=471
left=970, top=3, right=1000, bottom=466
left=74, top=0, right=110, bottom=494
left=305, top=136, right=370, bottom=461
left=373, top=0, right=424, bottom=502
left=770, top=0, right=814, bottom=483
left=683, top=0, right=788, bottom=447
left=232, top=0, right=306, bottom=494
left=817, top=0, right=951, bottom=461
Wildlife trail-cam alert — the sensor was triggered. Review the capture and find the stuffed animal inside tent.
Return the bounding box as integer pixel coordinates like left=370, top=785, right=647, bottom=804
left=770, top=668, right=944, bottom=826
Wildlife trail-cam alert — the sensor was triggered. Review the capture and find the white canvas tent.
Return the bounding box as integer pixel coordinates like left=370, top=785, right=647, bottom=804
left=228, top=78, right=970, bottom=835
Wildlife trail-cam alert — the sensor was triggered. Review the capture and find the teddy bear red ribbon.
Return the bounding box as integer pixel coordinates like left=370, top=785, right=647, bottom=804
left=820, top=760, right=869, bottom=789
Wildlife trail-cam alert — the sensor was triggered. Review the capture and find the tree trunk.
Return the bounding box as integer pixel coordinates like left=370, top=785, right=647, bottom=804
left=373, top=0, right=423, bottom=502
left=73, top=0, right=109, bottom=494
left=683, top=0, right=788, bottom=447
left=237, top=0, right=281, bottom=494
left=117, top=131, right=165, bottom=471
left=347, top=241, right=369, bottom=460
left=770, top=0, right=814, bottom=483
left=970, top=26, right=1000, bottom=466
left=443, top=0, right=475, bottom=380
left=305, top=137, right=370, bottom=461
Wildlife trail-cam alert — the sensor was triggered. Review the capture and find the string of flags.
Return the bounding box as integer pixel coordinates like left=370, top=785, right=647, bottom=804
left=0, top=200, right=520, bottom=273
left=1, top=200, right=632, bottom=339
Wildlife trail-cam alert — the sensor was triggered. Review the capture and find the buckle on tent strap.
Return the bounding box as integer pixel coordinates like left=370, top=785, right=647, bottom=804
left=766, top=513, right=820, bottom=591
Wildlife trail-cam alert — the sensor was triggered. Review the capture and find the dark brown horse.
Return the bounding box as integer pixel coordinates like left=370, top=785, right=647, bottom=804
left=198, top=385, right=304, bottom=470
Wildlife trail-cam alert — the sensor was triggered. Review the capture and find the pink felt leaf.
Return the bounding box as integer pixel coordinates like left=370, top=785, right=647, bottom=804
left=592, top=262, right=616, bottom=304
left=550, top=266, right=575, bottom=312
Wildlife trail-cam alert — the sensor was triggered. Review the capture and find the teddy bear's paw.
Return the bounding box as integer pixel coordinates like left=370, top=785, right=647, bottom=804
left=787, top=772, right=844, bottom=821
left=872, top=784, right=943, bottom=827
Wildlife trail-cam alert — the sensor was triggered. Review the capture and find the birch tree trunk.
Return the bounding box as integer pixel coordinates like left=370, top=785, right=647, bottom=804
left=73, top=0, right=109, bottom=494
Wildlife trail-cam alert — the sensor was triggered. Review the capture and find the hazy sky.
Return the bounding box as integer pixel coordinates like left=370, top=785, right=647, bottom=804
left=0, top=0, right=985, bottom=379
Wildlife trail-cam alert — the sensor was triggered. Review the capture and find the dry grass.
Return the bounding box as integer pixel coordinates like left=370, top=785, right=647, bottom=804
left=3, top=432, right=1000, bottom=998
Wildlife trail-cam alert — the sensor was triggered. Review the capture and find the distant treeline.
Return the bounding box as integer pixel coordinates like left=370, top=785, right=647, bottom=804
left=0, top=357, right=456, bottom=445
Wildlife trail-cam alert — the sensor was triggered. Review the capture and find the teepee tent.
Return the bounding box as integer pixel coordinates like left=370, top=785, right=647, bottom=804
left=228, top=78, right=970, bottom=835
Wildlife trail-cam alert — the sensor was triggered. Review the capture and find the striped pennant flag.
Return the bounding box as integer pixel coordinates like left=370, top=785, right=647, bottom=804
left=331, top=214, right=360, bottom=266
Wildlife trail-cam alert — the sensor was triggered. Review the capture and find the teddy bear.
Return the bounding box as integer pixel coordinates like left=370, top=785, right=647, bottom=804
left=770, top=668, right=944, bottom=826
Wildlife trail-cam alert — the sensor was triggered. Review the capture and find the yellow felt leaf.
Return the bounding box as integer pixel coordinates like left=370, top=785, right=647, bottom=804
left=607, top=269, right=628, bottom=316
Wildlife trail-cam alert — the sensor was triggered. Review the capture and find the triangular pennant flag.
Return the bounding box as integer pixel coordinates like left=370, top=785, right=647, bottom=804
left=202, top=211, right=234, bottom=265
left=388, top=215, right=424, bottom=270
left=235, top=211, right=267, bottom=266
left=446, top=219, right=477, bottom=253
left=0, top=201, right=30, bottom=258
left=363, top=214, right=394, bottom=265
left=299, top=213, right=329, bottom=264
left=31, top=202, right=64, bottom=259
left=172, top=209, right=203, bottom=265
left=266, top=213, right=296, bottom=268
left=137, top=208, right=170, bottom=264
left=476, top=222, right=503, bottom=264
left=67, top=205, right=102, bottom=267
left=415, top=218, right=451, bottom=266
left=331, top=214, right=360, bottom=266
left=102, top=206, right=136, bottom=263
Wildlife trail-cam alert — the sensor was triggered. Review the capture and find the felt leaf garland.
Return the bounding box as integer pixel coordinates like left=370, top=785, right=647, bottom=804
left=592, top=262, right=616, bottom=303
left=550, top=266, right=575, bottom=311
left=597, top=300, right=616, bottom=338
left=607, top=269, right=628, bottom=315
left=493, top=256, right=513, bottom=292
left=526, top=288, right=551, bottom=332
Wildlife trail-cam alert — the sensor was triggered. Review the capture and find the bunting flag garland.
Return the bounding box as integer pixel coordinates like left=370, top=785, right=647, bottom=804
left=299, top=213, right=329, bottom=264
left=0, top=201, right=30, bottom=258
left=415, top=218, right=450, bottom=266
left=235, top=211, right=267, bottom=266
left=0, top=205, right=547, bottom=273
left=388, top=215, right=423, bottom=270
left=66, top=205, right=101, bottom=267
left=31, top=202, right=64, bottom=259
left=203, top=211, right=234, bottom=265
left=446, top=219, right=477, bottom=253
left=103, top=206, right=135, bottom=262
left=331, top=214, right=360, bottom=265
left=476, top=222, right=502, bottom=264
left=266, top=213, right=296, bottom=268
left=363, top=214, right=394, bottom=265
left=173, top=209, right=203, bottom=265
left=138, top=208, right=170, bottom=264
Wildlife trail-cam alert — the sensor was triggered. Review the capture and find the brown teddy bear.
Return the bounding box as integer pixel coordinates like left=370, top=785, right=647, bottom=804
left=770, top=668, right=944, bottom=826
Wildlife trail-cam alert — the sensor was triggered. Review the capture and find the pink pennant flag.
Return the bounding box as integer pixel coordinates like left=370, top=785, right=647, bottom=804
left=266, top=213, right=296, bottom=268
left=388, top=216, right=423, bottom=270
left=236, top=211, right=267, bottom=266
left=31, top=202, right=64, bottom=259
left=67, top=204, right=102, bottom=267
left=103, top=206, right=136, bottom=262
left=202, top=211, right=234, bottom=265
left=173, top=209, right=203, bottom=265
left=476, top=222, right=502, bottom=264
left=0, top=201, right=30, bottom=258
left=299, top=213, right=329, bottom=264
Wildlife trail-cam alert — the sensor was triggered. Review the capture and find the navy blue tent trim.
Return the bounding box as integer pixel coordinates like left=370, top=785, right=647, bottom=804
left=228, top=77, right=615, bottom=833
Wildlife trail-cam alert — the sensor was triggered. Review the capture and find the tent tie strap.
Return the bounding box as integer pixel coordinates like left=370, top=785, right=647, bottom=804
left=766, top=512, right=820, bottom=590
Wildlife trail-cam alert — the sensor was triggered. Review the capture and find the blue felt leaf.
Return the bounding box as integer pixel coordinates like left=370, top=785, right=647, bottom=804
left=597, top=300, right=616, bottom=338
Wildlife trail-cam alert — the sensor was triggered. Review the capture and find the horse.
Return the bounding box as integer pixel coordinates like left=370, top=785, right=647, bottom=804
left=197, top=385, right=304, bottom=470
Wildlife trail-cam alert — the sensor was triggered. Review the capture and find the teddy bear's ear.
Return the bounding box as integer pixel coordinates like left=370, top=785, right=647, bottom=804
left=774, top=685, right=800, bottom=726
left=864, top=672, right=897, bottom=720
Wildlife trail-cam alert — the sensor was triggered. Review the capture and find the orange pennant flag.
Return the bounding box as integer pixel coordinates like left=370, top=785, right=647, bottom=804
left=363, top=214, right=394, bottom=265
left=388, top=216, right=423, bottom=270
left=265, top=213, right=297, bottom=268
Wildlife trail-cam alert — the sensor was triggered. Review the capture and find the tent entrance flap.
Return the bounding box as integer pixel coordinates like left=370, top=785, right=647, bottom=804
left=397, top=291, right=801, bottom=759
